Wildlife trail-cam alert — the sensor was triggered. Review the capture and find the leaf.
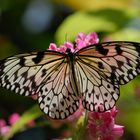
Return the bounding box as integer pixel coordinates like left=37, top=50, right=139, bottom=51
left=118, top=104, right=140, bottom=140
left=109, top=29, right=140, bottom=42
left=55, top=9, right=135, bottom=44
left=54, top=0, right=132, bottom=10
left=55, top=11, right=116, bottom=44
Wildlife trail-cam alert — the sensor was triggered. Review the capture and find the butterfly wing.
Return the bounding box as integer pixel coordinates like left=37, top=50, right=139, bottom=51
left=77, top=41, right=140, bottom=85
left=0, top=51, right=65, bottom=96
left=75, top=41, right=140, bottom=112
left=0, top=50, right=79, bottom=119
left=74, top=58, right=119, bottom=112
left=37, top=61, right=79, bottom=119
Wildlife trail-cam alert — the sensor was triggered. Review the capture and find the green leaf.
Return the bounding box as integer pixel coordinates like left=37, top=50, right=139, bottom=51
left=109, top=28, right=140, bottom=42
left=55, top=9, right=136, bottom=44
left=4, top=105, right=42, bottom=140
left=118, top=108, right=140, bottom=140
left=55, top=11, right=117, bottom=44
left=54, top=0, right=132, bottom=11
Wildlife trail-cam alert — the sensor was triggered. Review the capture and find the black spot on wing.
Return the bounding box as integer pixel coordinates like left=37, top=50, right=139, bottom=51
left=19, top=57, right=26, bottom=66
left=98, top=61, right=104, bottom=69
left=41, top=69, right=47, bottom=77
left=47, top=76, right=51, bottom=81
left=110, top=73, right=116, bottom=85
left=32, top=51, right=44, bottom=64
left=96, top=44, right=109, bottom=55
left=53, top=103, right=56, bottom=107
left=0, top=60, right=4, bottom=76
left=31, top=81, right=36, bottom=89
left=115, top=45, right=123, bottom=55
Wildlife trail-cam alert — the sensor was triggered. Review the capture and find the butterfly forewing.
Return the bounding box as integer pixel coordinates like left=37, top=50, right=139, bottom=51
left=75, top=41, right=140, bottom=112
left=77, top=42, right=140, bottom=85
left=0, top=50, right=79, bottom=119
left=0, top=51, right=65, bottom=96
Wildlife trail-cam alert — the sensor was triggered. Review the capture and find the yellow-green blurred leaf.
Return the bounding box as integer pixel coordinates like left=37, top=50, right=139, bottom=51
left=109, top=29, right=140, bottom=42
left=55, top=11, right=117, bottom=44
left=55, top=9, right=136, bottom=44
left=54, top=0, right=134, bottom=11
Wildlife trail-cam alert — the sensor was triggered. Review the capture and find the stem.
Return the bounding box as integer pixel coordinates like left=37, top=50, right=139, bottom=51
left=84, top=110, right=88, bottom=128
left=73, top=111, right=89, bottom=140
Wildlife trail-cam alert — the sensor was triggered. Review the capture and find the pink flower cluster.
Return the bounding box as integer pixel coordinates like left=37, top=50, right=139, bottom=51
left=0, top=113, right=35, bottom=137
left=0, top=113, right=20, bottom=136
left=49, top=32, right=99, bottom=53
left=87, top=107, right=124, bottom=140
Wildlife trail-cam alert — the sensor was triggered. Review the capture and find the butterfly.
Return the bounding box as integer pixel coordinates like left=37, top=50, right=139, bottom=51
left=0, top=41, right=140, bottom=119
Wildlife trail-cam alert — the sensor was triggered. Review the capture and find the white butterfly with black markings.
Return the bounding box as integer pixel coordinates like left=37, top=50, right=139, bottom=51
left=0, top=41, right=140, bottom=119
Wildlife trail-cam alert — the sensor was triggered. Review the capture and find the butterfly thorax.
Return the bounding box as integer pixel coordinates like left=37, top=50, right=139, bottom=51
left=65, top=48, right=80, bottom=97
left=66, top=48, right=75, bottom=63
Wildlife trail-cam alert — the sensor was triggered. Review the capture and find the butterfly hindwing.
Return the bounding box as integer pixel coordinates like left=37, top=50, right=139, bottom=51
left=74, top=58, right=119, bottom=112
left=37, top=61, right=79, bottom=119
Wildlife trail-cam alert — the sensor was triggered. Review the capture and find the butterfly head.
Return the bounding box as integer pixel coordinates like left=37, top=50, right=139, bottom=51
left=66, top=48, right=72, bottom=54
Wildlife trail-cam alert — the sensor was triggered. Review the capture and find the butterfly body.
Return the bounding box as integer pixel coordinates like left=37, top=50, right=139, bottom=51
left=0, top=41, right=140, bottom=119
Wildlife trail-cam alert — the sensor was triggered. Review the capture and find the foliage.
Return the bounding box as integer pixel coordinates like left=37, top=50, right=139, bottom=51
left=1, top=0, right=140, bottom=140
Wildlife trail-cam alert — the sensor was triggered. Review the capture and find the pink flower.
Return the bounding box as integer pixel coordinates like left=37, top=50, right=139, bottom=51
left=0, top=126, right=10, bottom=136
left=49, top=42, right=74, bottom=53
left=8, top=113, right=35, bottom=128
left=8, top=113, right=20, bottom=125
left=0, top=119, right=6, bottom=127
left=0, top=119, right=10, bottom=136
left=48, top=43, right=58, bottom=51
left=75, top=32, right=99, bottom=50
left=112, top=125, right=124, bottom=137
left=0, top=113, right=36, bottom=138
left=49, top=32, right=99, bottom=53
left=67, top=100, right=84, bottom=121
left=87, top=107, right=124, bottom=140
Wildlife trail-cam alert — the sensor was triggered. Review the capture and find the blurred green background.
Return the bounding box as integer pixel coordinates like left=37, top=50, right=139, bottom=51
left=1, top=0, right=140, bottom=140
